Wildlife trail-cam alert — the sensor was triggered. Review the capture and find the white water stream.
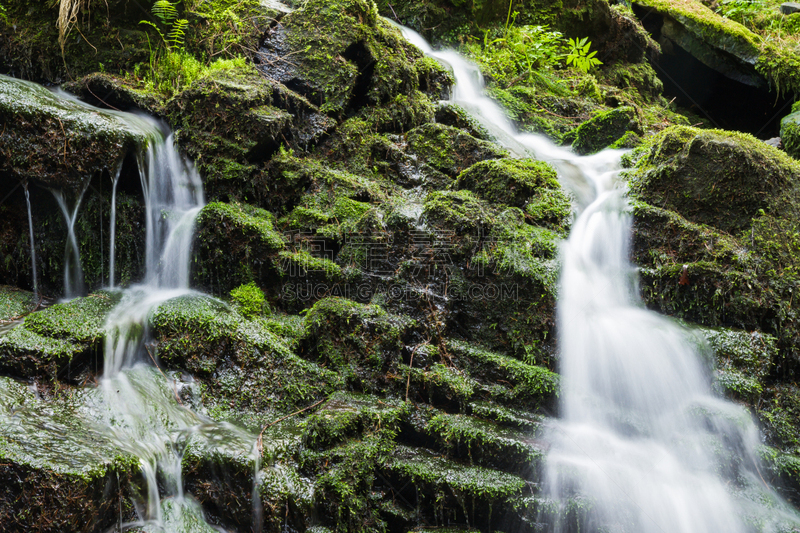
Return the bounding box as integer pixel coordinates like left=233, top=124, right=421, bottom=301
left=397, top=23, right=800, bottom=533
left=23, top=185, right=38, bottom=296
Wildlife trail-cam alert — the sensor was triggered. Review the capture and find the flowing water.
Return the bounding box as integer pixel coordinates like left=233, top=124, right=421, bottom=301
left=109, top=163, right=123, bottom=288
left=52, top=183, right=90, bottom=299
left=397, top=23, right=800, bottom=533
left=24, top=185, right=38, bottom=296
left=5, top=78, right=261, bottom=531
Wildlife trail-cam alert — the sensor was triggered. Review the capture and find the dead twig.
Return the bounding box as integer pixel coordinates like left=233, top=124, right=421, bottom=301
left=257, top=398, right=326, bottom=454
left=144, top=344, right=183, bottom=406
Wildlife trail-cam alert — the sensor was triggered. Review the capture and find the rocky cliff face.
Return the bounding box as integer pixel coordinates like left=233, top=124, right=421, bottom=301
left=1, top=0, right=800, bottom=531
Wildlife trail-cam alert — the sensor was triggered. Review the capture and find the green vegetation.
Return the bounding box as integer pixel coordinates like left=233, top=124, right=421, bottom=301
left=230, top=282, right=267, bottom=319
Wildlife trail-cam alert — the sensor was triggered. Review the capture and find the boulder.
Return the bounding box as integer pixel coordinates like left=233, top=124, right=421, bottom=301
left=0, top=75, right=148, bottom=194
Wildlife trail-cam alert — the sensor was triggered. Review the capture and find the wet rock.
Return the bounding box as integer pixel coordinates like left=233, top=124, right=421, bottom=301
left=0, top=75, right=148, bottom=194
left=0, top=292, right=119, bottom=382
left=781, top=104, right=800, bottom=159
left=256, top=0, right=447, bottom=121
left=0, top=376, right=140, bottom=532
left=781, top=2, right=800, bottom=14
left=570, top=105, right=642, bottom=155
left=62, top=73, right=164, bottom=113
left=407, top=123, right=507, bottom=178
left=625, top=125, right=800, bottom=234
left=455, top=159, right=562, bottom=210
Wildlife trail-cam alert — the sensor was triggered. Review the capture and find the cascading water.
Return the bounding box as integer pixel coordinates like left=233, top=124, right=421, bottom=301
left=397, top=23, right=800, bottom=533
left=16, top=84, right=262, bottom=531
left=52, top=182, right=90, bottom=298
left=23, top=184, right=38, bottom=296
left=109, top=163, right=123, bottom=288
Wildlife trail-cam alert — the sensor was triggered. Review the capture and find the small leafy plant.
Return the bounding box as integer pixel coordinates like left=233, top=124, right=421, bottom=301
left=140, top=0, right=189, bottom=51
left=565, top=37, right=603, bottom=73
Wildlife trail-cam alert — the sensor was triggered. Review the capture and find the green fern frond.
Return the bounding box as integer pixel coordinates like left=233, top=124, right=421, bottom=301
left=152, top=0, right=178, bottom=25
left=166, top=18, right=189, bottom=49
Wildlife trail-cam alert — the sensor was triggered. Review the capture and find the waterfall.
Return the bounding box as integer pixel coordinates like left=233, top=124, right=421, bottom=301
left=109, top=163, right=122, bottom=288
left=52, top=182, right=90, bottom=299
left=24, top=185, right=38, bottom=296
left=396, top=23, right=800, bottom=533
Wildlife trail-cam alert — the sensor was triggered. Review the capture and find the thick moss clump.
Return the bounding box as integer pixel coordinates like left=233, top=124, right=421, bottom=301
left=455, top=159, right=560, bottom=209
left=570, top=106, right=641, bottom=155
left=781, top=107, right=800, bottom=160
left=0, top=292, right=118, bottom=381
left=0, top=376, right=139, bottom=532
left=700, top=327, right=776, bottom=402
left=0, top=75, right=147, bottom=194
left=407, top=123, right=507, bottom=178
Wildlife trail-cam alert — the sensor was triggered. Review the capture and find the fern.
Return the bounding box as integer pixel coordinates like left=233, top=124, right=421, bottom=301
left=167, top=18, right=189, bottom=49
left=152, top=0, right=178, bottom=25
left=140, top=0, right=187, bottom=51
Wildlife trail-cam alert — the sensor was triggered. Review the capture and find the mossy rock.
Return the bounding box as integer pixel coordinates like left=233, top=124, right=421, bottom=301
left=446, top=340, right=560, bottom=410
left=699, top=327, right=777, bottom=403
left=455, top=158, right=561, bottom=209
left=407, top=123, right=507, bottom=178
left=152, top=294, right=342, bottom=428
left=0, top=75, right=148, bottom=194
left=258, top=0, right=440, bottom=120
left=571, top=105, right=642, bottom=155
left=434, top=102, right=493, bottom=141
left=193, top=201, right=286, bottom=295
left=0, top=286, right=36, bottom=322
left=382, top=445, right=528, bottom=524
left=781, top=108, right=800, bottom=160
left=424, top=411, right=545, bottom=478
left=625, top=125, right=800, bottom=235
left=301, top=297, right=414, bottom=390
left=62, top=73, right=164, bottom=114
left=0, top=376, right=140, bottom=532
left=0, top=293, right=118, bottom=381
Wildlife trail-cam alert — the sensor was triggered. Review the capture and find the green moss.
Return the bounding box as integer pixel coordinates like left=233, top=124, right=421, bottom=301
left=152, top=294, right=342, bottom=428
left=455, top=159, right=559, bottom=209
left=193, top=201, right=286, bottom=294
left=0, top=286, right=35, bottom=322
left=303, top=392, right=410, bottom=448
left=407, top=123, right=507, bottom=178
left=781, top=108, right=800, bottom=159
left=302, top=298, right=413, bottom=380
left=571, top=105, right=641, bottom=154
left=468, top=401, right=543, bottom=431
left=276, top=251, right=344, bottom=281
left=447, top=340, right=559, bottom=409
left=0, top=75, right=148, bottom=193
left=422, top=190, right=496, bottom=234
left=230, top=282, right=267, bottom=319
left=425, top=412, right=544, bottom=472
left=384, top=445, right=526, bottom=501
left=407, top=362, right=479, bottom=408
left=0, top=376, right=139, bottom=531
left=625, top=125, right=800, bottom=234
left=24, top=292, right=119, bottom=344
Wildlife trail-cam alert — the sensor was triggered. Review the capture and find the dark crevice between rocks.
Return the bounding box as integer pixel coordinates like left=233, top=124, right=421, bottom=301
left=342, top=40, right=376, bottom=116
left=632, top=6, right=794, bottom=138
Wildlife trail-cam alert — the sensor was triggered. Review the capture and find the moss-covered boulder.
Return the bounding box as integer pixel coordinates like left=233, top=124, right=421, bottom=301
left=0, top=376, right=140, bottom=532
left=301, top=298, right=414, bottom=391
left=257, top=0, right=447, bottom=121
left=0, top=292, right=118, bottom=382
left=151, top=294, right=341, bottom=429
left=455, top=159, right=561, bottom=209
left=626, top=125, right=800, bottom=234
left=0, top=75, right=148, bottom=194
left=781, top=103, right=800, bottom=160
left=571, top=105, right=641, bottom=155
left=0, top=286, right=36, bottom=322
left=407, top=123, right=507, bottom=178
left=193, top=202, right=286, bottom=295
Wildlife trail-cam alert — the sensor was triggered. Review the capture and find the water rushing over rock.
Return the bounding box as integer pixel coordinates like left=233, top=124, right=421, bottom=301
left=398, top=23, right=800, bottom=533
